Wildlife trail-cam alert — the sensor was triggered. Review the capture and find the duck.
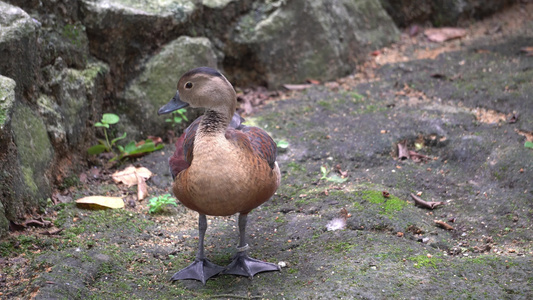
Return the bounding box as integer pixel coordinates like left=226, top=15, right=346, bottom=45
left=158, top=67, right=281, bottom=284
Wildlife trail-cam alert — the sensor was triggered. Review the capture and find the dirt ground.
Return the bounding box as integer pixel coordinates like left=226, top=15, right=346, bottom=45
left=1, top=2, right=533, bottom=299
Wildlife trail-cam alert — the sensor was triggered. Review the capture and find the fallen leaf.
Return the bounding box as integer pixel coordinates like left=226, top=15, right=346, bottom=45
left=397, top=140, right=409, bottom=160
left=283, top=84, right=313, bottom=90
left=76, top=196, right=125, bottom=209
left=408, top=24, right=420, bottom=37
left=136, top=172, right=148, bottom=201
left=382, top=191, right=390, bottom=198
left=112, top=165, right=152, bottom=187
left=424, top=27, right=466, bottom=43
left=339, top=207, right=351, bottom=220
left=520, top=46, right=533, bottom=56
left=434, top=220, right=454, bottom=230
left=306, top=79, right=321, bottom=85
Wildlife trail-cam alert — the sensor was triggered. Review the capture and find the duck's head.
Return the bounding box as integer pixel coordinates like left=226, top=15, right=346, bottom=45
left=158, top=67, right=236, bottom=116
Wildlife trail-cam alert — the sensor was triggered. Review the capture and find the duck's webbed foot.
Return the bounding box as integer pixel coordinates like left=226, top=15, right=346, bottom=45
left=222, top=245, right=280, bottom=278
left=170, top=258, right=224, bottom=284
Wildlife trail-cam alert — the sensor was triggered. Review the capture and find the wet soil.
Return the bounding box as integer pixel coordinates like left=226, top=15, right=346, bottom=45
left=1, top=3, right=533, bottom=299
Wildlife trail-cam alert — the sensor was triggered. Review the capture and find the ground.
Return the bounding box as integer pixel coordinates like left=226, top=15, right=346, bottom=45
left=1, top=3, right=533, bottom=299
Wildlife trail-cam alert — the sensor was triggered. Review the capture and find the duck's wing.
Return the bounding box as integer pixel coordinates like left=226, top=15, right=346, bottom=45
left=169, top=117, right=202, bottom=178
left=239, top=126, right=278, bottom=169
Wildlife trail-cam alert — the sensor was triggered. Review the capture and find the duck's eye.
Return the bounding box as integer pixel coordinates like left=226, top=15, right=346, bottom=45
left=185, top=82, right=193, bottom=89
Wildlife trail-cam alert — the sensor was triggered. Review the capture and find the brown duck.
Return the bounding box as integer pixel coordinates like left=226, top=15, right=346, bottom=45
left=158, top=67, right=281, bottom=284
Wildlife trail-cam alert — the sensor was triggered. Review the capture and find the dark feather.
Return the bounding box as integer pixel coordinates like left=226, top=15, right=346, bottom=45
left=241, top=127, right=278, bottom=169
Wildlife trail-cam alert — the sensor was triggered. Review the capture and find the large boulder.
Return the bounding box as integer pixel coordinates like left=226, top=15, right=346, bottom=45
left=227, top=0, right=400, bottom=87
left=0, top=1, right=39, bottom=100
left=379, top=0, right=518, bottom=27
left=122, top=36, right=218, bottom=140
left=79, top=0, right=196, bottom=93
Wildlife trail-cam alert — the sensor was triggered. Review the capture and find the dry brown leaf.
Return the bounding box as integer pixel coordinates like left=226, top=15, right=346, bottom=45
left=112, top=166, right=152, bottom=187
left=136, top=172, right=148, bottom=201
left=520, top=46, right=533, bottom=56
left=76, top=196, right=124, bottom=209
left=424, top=27, right=466, bottom=43
left=283, top=84, right=313, bottom=90
left=434, top=220, right=454, bottom=230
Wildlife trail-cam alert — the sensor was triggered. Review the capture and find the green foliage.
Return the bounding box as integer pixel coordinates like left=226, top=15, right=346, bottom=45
left=89, top=113, right=163, bottom=161
left=320, top=165, right=348, bottom=183
left=88, top=113, right=126, bottom=156
left=116, top=139, right=164, bottom=161
left=276, top=139, right=289, bottom=149
left=525, top=141, right=533, bottom=149
left=148, top=194, right=178, bottom=214
left=164, top=108, right=188, bottom=126
left=408, top=254, right=443, bottom=269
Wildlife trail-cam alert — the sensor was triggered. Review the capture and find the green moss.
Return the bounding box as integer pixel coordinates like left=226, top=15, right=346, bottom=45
left=0, top=76, right=16, bottom=127
left=357, top=190, right=409, bottom=217
left=62, top=24, right=84, bottom=47
left=21, top=166, right=38, bottom=195
left=81, top=62, right=109, bottom=87
left=326, top=241, right=354, bottom=253
left=407, top=254, right=443, bottom=269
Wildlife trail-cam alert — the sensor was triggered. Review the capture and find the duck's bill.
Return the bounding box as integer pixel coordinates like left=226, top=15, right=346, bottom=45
left=158, top=91, right=189, bottom=115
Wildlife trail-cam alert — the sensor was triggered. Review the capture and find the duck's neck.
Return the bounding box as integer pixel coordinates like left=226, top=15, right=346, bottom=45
left=198, top=109, right=231, bottom=135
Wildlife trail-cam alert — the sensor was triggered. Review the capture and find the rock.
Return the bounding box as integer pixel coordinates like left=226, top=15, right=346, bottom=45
left=11, top=103, right=54, bottom=205
left=39, top=60, right=109, bottom=151
left=79, top=0, right=196, bottom=92
left=122, top=36, right=218, bottom=139
left=0, top=75, right=16, bottom=130
left=379, top=0, right=518, bottom=27
left=0, top=1, right=40, bottom=100
left=0, top=75, right=17, bottom=237
left=228, top=0, right=399, bottom=88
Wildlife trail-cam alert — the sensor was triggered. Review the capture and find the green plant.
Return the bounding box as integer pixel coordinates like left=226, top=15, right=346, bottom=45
left=148, top=194, right=178, bottom=214
left=88, top=113, right=127, bottom=157
left=320, top=165, right=348, bottom=183
left=116, top=139, right=163, bottom=161
left=88, top=113, right=163, bottom=161
left=276, top=139, right=289, bottom=149
left=525, top=141, right=533, bottom=149
left=165, top=108, right=188, bottom=126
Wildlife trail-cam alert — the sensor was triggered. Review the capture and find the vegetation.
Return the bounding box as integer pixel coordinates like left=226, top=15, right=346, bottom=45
left=164, top=108, right=188, bottom=127
left=320, top=165, right=348, bottom=183
left=147, top=194, right=178, bottom=214
left=88, top=113, right=163, bottom=161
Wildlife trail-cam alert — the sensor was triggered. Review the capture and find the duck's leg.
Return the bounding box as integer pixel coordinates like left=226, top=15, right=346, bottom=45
left=222, top=213, right=280, bottom=278
left=170, top=214, right=224, bottom=284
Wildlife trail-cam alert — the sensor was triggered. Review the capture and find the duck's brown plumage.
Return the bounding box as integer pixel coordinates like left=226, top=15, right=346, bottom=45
left=158, top=66, right=281, bottom=283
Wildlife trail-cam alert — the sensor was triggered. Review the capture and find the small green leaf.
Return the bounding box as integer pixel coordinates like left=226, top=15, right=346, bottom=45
left=101, top=113, right=120, bottom=125
left=111, top=132, right=127, bottom=144
left=277, top=139, right=289, bottom=149
left=326, top=174, right=348, bottom=183
left=174, top=116, right=182, bottom=123
left=320, top=166, right=328, bottom=178
left=94, top=122, right=109, bottom=128
left=525, top=141, right=533, bottom=149
left=87, top=144, right=107, bottom=155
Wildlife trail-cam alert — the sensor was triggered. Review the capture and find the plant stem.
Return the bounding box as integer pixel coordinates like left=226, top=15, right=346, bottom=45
left=104, top=128, right=111, bottom=152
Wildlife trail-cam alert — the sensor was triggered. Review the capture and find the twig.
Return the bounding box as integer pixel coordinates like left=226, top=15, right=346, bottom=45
left=408, top=150, right=431, bottom=162
left=410, top=193, right=444, bottom=209
left=40, top=228, right=64, bottom=236
left=434, top=220, right=454, bottom=230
